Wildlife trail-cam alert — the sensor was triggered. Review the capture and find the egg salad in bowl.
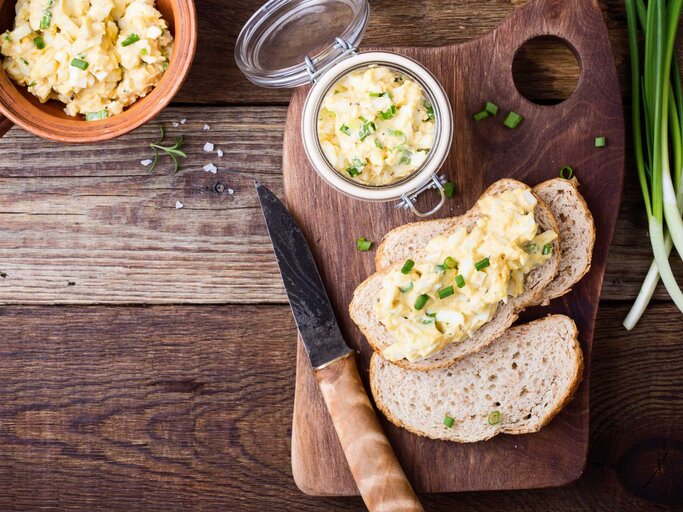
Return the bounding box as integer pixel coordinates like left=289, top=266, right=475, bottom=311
left=0, top=0, right=174, bottom=119
left=376, top=188, right=558, bottom=363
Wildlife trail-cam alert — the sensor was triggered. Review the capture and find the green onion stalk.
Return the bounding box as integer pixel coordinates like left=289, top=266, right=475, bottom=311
left=624, top=0, right=683, bottom=330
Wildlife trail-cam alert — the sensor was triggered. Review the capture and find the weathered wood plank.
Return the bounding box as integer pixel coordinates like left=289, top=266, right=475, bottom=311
left=180, top=0, right=630, bottom=105
left=0, top=302, right=680, bottom=510
left=0, top=106, right=679, bottom=305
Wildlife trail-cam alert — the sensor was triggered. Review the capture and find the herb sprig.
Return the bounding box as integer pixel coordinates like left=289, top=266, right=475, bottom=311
left=148, top=125, right=187, bottom=174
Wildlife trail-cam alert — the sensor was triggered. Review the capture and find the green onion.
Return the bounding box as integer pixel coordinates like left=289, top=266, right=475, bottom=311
left=559, top=165, right=574, bottom=180
left=438, top=286, right=454, bottom=299
left=374, top=138, right=384, bottom=149
left=85, top=110, right=108, bottom=121
left=455, top=274, right=466, bottom=288
left=422, top=312, right=437, bottom=325
left=414, top=294, right=429, bottom=310
left=339, top=124, right=351, bottom=136
left=121, top=33, right=140, bottom=47
left=346, top=157, right=366, bottom=177
left=399, top=282, right=413, bottom=293
left=475, top=257, right=490, bottom=271
left=28, top=81, right=36, bottom=87
left=524, top=243, right=537, bottom=254
left=434, top=264, right=446, bottom=273
left=359, top=118, right=376, bottom=141
left=487, top=411, right=501, bottom=425
left=443, top=415, right=455, bottom=428
left=473, top=110, right=489, bottom=121
left=503, top=111, right=523, bottom=129
left=444, top=256, right=457, bottom=269
left=399, top=150, right=412, bottom=165
left=33, top=36, right=45, bottom=49
left=443, top=181, right=455, bottom=198
left=401, top=259, right=415, bottom=274
left=140, top=48, right=147, bottom=55
left=369, top=91, right=388, bottom=97
left=595, top=136, right=607, bottom=148
left=379, top=105, right=397, bottom=120
left=485, top=101, right=499, bottom=115
left=424, top=102, right=435, bottom=121
left=542, top=243, right=553, bottom=255
left=346, top=166, right=361, bottom=177
left=40, top=11, right=52, bottom=30
left=20, top=58, right=29, bottom=66
left=356, top=237, right=372, bottom=252
left=71, top=58, right=89, bottom=70
left=389, top=129, right=405, bottom=138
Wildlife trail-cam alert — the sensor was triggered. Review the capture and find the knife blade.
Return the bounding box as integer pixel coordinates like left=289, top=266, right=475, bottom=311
left=256, top=183, right=423, bottom=512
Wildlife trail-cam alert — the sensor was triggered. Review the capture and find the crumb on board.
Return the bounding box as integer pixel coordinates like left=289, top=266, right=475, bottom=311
left=203, top=142, right=214, bottom=152
left=203, top=163, right=217, bottom=174
left=176, top=201, right=184, bottom=209
left=141, top=159, right=153, bottom=167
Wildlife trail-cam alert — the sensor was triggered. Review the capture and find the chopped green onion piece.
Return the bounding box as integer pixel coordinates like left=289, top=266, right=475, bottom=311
left=359, top=119, right=376, bottom=141
left=33, top=36, right=45, bottom=49
left=485, top=101, right=499, bottom=115
left=20, top=58, right=29, bottom=66
left=473, top=110, right=489, bottom=121
left=339, top=124, right=351, bottom=136
left=374, top=138, right=384, bottom=149
left=444, top=256, right=457, bottom=269
left=438, top=286, right=454, bottom=299
left=401, top=259, right=415, bottom=274
left=40, top=11, right=52, bottom=30
left=379, top=104, right=397, bottom=120
left=422, top=313, right=436, bottom=324
left=399, top=150, right=412, bottom=165
left=28, top=81, right=36, bottom=87
left=389, top=129, right=405, bottom=138
left=346, top=166, right=361, bottom=177
left=140, top=48, right=148, bottom=55
left=414, top=294, right=429, bottom=310
left=503, top=111, right=523, bottom=129
left=559, top=165, right=574, bottom=180
left=121, top=33, right=140, bottom=47
left=524, top=243, right=537, bottom=254
left=71, top=58, right=89, bottom=70
left=435, top=264, right=446, bottom=273
left=475, top=257, right=490, bottom=271
left=369, top=91, right=388, bottom=97
left=356, top=237, right=372, bottom=252
left=443, top=181, right=455, bottom=198
left=399, top=282, right=413, bottom=293
left=542, top=243, right=553, bottom=255
left=595, top=136, right=607, bottom=148
left=455, top=274, right=466, bottom=288
left=424, top=102, right=435, bottom=121
left=85, top=110, right=108, bottom=121
left=443, top=415, right=455, bottom=428
left=488, top=411, right=501, bottom=425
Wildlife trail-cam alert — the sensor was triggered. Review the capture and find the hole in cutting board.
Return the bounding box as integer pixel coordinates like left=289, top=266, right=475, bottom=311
left=512, top=36, right=581, bottom=105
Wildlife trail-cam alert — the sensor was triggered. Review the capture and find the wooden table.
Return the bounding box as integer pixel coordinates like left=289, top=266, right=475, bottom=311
left=0, top=1, right=681, bottom=510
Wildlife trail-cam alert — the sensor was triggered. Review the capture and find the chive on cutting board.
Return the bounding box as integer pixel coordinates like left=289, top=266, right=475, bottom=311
left=282, top=0, right=624, bottom=495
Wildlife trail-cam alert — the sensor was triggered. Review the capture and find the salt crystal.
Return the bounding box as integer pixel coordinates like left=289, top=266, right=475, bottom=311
left=217, top=148, right=224, bottom=157
left=227, top=188, right=234, bottom=195
left=141, top=159, right=153, bottom=166
left=203, top=142, right=214, bottom=152
left=203, top=124, right=210, bottom=130
left=203, top=163, right=217, bottom=174
left=175, top=201, right=184, bottom=209
left=180, top=118, right=187, bottom=124
left=172, top=121, right=179, bottom=128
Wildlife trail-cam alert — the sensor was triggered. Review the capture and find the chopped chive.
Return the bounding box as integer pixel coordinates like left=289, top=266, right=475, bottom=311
left=369, top=91, right=388, bottom=97
left=595, top=136, right=607, bottom=148
left=443, top=415, right=455, bottom=428
left=542, top=243, right=553, bottom=255
left=473, top=110, right=489, bottom=121
left=524, top=243, right=538, bottom=254
left=356, top=237, right=372, bottom=252
left=71, top=58, right=89, bottom=70
left=33, top=36, right=46, bottom=49
left=40, top=11, right=52, bottom=30
left=444, top=256, right=457, bottom=269
left=374, top=138, right=384, bottom=149
left=414, top=294, right=429, bottom=310
left=399, top=282, right=413, bottom=293
left=346, top=166, right=361, bottom=177
left=140, top=48, right=148, bottom=55
left=488, top=411, right=501, bottom=425
left=20, top=58, right=29, bottom=66
left=339, top=124, right=351, bottom=136
left=438, top=286, right=454, bottom=299
left=435, top=264, right=446, bottom=273
left=503, top=111, right=523, bottom=129
left=359, top=118, right=376, bottom=141
left=455, top=274, right=466, bottom=288
left=475, top=257, right=490, bottom=271
left=443, top=181, right=455, bottom=198
left=28, top=81, right=36, bottom=87
left=559, top=165, right=574, bottom=180
left=399, top=150, right=412, bottom=165
left=379, top=104, right=397, bottom=120
left=401, top=259, right=415, bottom=274
left=121, top=33, right=140, bottom=47
left=485, top=101, right=499, bottom=115
left=85, top=110, right=108, bottom=121
left=422, top=313, right=436, bottom=325
left=424, top=102, right=435, bottom=121
left=389, top=129, right=405, bottom=138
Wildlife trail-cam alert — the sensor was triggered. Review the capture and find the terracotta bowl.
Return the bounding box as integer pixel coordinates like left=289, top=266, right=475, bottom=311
left=0, top=0, right=197, bottom=143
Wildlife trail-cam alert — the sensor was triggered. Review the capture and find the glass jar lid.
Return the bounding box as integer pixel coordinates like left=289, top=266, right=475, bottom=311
left=235, top=0, right=370, bottom=88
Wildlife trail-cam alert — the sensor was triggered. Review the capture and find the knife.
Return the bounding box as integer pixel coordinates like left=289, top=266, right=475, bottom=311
left=256, top=183, right=423, bottom=512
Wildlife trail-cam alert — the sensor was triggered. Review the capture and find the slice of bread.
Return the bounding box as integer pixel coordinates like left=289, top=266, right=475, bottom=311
left=375, top=179, right=594, bottom=301
left=369, top=315, right=583, bottom=442
left=349, top=179, right=561, bottom=370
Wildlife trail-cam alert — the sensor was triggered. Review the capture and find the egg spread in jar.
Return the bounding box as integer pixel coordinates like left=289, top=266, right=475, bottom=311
left=317, top=65, right=436, bottom=186
left=375, top=188, right=558, bottom=363
left=1, top=0, right=174, bottom=119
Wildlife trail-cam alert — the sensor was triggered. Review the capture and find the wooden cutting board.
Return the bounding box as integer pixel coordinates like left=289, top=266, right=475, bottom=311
left=283, top=0, right=624, bottom=495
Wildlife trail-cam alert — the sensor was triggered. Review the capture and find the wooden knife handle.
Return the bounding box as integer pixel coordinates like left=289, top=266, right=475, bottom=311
left=315, top=354, right=424, bottom=512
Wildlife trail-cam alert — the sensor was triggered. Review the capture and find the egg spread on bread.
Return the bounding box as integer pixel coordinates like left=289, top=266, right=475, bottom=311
left=1, top=0, right=173, bottom=119
left=375, top=188, right=557, bottom=362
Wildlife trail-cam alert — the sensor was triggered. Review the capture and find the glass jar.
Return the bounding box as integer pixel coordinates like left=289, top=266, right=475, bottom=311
left=236, top=0, right=453, bottom=216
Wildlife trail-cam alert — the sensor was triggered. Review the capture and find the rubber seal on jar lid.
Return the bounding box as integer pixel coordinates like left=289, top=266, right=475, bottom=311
left=235, top=0, right=370, bottom=88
